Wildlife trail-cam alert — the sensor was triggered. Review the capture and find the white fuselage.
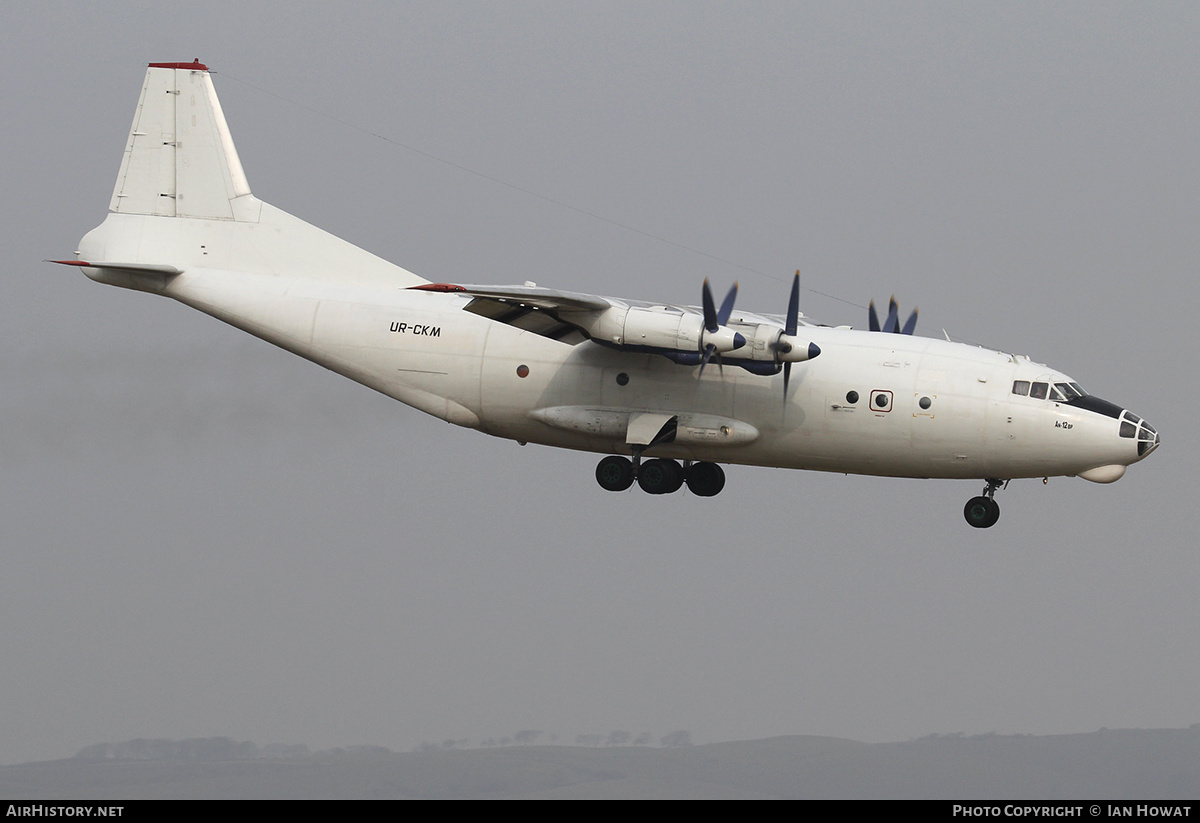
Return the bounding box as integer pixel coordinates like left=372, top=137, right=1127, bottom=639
left=75, top=225, right=1149, bottom=484
left=71, top=63, right=1158, bottom=503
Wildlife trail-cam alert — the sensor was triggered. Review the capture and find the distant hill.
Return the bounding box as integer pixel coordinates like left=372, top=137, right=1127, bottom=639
left=2, top=729, right=1198, bottom=799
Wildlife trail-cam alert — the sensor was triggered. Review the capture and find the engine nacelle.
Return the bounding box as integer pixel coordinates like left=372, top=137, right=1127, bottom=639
left=622, top=307, right=700, bottom=350
left=584, top=306, right=745, bottom=354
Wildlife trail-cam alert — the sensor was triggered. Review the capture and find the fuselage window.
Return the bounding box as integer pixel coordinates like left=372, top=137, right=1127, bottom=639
left=1030, top=382, right=1049, bottom=400
left=1012, top=380, right=1030, bottom=396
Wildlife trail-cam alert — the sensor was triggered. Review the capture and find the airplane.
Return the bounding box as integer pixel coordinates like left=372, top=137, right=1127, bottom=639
left=54, top=61, right=1160, bottom=529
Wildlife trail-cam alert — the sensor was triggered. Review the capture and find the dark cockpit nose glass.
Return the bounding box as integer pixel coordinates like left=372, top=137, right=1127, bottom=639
left=1118, top=410, right=1160, bottom=457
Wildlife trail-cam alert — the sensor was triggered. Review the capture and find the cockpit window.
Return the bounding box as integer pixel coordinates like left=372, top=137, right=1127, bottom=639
left=1055, top=383, right=1083, bottom=401
left=1120, top=421, right=1136, bottom=438
left=1014, top=380, right=1082, bottom=402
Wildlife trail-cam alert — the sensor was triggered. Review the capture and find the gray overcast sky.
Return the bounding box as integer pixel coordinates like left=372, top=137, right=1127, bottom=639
left=1, top=1, right=1197, bottom=765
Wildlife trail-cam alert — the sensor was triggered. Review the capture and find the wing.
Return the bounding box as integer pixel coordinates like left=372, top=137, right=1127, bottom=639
left=410, top=282, right=613, bottom=313
left=407, top=280, right=820, bottom=376
left=409, top=282, right=616, bottom=343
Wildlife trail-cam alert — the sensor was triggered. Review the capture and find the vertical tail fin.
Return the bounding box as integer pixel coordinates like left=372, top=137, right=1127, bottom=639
left=110, top=60, right=256, bottom=221
left=78, top=61, right=426, bottom=289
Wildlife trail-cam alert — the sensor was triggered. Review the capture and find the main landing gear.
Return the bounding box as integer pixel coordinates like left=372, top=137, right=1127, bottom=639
left=594, top=455, right=726, bottom=497
left=964, top=478, right=1006, bottom=529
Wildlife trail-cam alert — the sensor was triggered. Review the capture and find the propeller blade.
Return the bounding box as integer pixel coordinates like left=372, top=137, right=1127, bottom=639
left=717, top=281, right=738, bottom=326
left=701, top=279, right=718, bottom=333
left=699, top=279, right=744, bottom=359
left=697, top=343, right=716, bottom=378
left=884, top=296, right=899, bottom=334
left=782, top=272, right=802, bottom=406
left=869, top=294, right=918, bottom=335
left=786, top=271, right=800, bottom=337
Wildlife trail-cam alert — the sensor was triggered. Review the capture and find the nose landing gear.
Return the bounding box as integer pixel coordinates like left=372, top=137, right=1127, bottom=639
left=964, top=478, right=1006, bottom=528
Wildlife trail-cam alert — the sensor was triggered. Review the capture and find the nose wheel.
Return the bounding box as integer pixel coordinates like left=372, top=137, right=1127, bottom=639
left=964, top=478, right=1005, bottom=528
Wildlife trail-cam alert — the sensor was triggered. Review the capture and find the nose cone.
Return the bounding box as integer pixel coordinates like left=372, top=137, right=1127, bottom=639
left=1075, top=402, right=1159, bottom=484
left=1068, top=394, right=1160, bottom=462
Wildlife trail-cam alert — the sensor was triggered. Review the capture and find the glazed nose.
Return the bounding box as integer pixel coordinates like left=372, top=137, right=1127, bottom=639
left=1137, top=420, right=1160, bottom=458
left=1120, top=410, right=1159, bottom=459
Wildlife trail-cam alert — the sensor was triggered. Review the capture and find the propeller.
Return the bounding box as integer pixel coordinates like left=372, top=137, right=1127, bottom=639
left=772, top=270, right=822, bottom=399
left=868, top=295, right=918, bottom=335
left=698, top=279, right=745, bottom=377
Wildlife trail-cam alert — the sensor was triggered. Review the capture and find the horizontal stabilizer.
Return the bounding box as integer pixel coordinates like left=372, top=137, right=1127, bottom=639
left=47, top=259, right=182, bottom=276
